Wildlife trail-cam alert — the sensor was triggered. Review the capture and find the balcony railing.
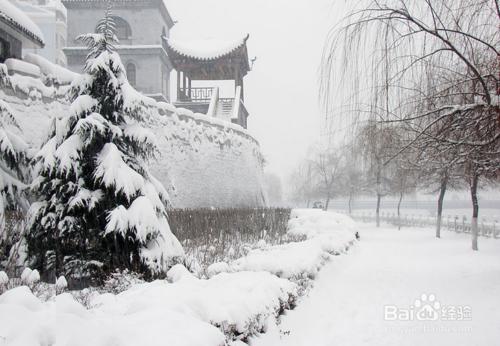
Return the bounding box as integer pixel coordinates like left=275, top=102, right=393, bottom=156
left=178, top=87, right=214, bottom=102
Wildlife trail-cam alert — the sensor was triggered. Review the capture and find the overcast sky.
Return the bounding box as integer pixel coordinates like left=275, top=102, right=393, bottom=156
left=166, top=0, right=347, bottom=181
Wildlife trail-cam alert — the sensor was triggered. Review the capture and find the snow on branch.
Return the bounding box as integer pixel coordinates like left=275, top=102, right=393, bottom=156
left=94, top=143, right=145, bottom=200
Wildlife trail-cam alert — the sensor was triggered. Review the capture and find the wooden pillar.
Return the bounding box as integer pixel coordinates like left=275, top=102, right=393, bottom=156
left=240, top=78, right=245, bottom=102
left=176, top=70, right=181, bottom=100
left=235, top=68, right=244, bottom=102
left=188, top=77, right=192, bottom=99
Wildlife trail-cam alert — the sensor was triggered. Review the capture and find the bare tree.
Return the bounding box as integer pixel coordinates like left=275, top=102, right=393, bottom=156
left=322, top=0, right=499, bottom=247
left=339, top=156, right=364, bottom=214
left=311, top=149, right=344, bottom=211
left=356, top=122, right=400, bottom=227
left=288, top=160, right=316, bottom=207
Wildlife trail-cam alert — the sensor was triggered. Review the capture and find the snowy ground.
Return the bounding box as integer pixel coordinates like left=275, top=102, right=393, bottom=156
left=0, top=209, right=357, bottom=346
left=346, top=207, right=500, bottom=220
left=3, top=214, right=498, bottom=346
left=252, top=223, right=500, bottom=346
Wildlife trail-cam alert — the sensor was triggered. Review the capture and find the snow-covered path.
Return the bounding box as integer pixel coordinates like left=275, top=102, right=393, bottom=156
left=252, top=224, right=500, bottom=346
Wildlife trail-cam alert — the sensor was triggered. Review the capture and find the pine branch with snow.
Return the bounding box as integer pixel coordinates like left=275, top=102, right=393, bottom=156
left=26, top=10, right=183, bottom=283
left=0, top=98, right=29, bottom=241
left=76, top=5, right=118, bottom=61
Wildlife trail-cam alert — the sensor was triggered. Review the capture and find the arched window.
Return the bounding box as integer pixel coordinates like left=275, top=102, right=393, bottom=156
left=126, top=63, right=136, bottom=86
left=113, top=17, right=131, bottom=40
left=96, top=16, right=131, bottom=41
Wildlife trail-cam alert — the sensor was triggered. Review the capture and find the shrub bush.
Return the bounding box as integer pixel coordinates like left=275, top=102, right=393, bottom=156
left=168, top=208, right=291, bottom=273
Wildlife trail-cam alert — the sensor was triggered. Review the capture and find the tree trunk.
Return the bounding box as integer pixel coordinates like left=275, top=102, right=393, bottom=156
left=397, top=190, right=403, bottom=230
left=376, top=193, right=381, bottom=227
left=436, top=175, right=448, bottom=239
left=324, top=193, right=331, bottom=211
left=470, top=173, right=479, bottom=251
left=376, top=164, right=382, bottom=228
left=348, top=192, right=353, bottom=214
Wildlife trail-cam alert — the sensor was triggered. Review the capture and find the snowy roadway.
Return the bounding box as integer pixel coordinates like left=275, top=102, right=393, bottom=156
left=252, top=224, right=500, bottom=346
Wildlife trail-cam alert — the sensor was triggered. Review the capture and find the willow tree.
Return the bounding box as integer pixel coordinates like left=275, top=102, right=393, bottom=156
left=322, top=0, right=500, bottom=249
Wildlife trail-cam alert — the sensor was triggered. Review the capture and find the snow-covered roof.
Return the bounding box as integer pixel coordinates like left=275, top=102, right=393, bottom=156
left=24, top=53, right=79, bottom=84
left=0, top=0, right=44, bottom=47
left=61, top=0, right=174, bottom=28
left=164, top=34, right=250, bottom=61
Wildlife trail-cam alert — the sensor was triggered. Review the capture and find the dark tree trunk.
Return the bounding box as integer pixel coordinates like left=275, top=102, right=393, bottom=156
left=324, top=193, right=331, bottom=211
left=436, top=175, right=448, bottom=239
left=397, top=190, right=404, bottom=230
left=470, top=172, right=479, bottom=251
left=376, top=193, right=381, bottom=227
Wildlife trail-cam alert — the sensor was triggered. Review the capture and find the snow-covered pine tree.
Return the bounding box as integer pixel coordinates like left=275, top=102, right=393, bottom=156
left=0, top=90, right=29, bottom=246
left=27, top=10, right=183, bottom=283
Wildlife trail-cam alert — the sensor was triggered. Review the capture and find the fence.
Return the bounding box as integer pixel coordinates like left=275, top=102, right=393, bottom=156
left=347, top=211, right=499, bottom=238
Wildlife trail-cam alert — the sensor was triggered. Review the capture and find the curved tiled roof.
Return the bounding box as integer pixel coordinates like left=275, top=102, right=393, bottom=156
left=164, top=34, right=249, bottom=61
left=0, top=0, right=44, bottom=47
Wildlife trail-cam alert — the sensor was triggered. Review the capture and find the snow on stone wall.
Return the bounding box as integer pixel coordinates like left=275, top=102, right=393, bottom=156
left=0, top=67, right=267, bottom=208
left=151, top=103, right=267, bottom=208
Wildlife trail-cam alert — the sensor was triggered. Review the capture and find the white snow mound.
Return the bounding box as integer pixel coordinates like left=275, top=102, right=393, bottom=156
left=228, top=209, right=358, bottom=279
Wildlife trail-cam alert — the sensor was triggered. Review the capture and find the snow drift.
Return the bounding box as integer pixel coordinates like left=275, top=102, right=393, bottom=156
left=210, top=209, right=358, bottom=281
left=0, top=268, right=297, bottom=345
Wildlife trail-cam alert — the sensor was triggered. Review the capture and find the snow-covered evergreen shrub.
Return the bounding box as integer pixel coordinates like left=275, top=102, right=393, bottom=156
left=26, top=10, right=183, bottom=284
left=0, top=93, right=29, bottom=265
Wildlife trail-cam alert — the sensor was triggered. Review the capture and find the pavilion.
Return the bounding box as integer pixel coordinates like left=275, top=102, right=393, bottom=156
left=163, top=34, right=251, bottom=129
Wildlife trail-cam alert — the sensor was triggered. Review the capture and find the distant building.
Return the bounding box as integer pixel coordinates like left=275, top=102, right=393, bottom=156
left=62, top=0, right=173, bottom=101
left=60, top=0, right=252, bottom=128
left=12, top=0, right=68, bottom=66
left=0, top=0, right=44, bottom=62
left=11, top=0, right=67, bottom=66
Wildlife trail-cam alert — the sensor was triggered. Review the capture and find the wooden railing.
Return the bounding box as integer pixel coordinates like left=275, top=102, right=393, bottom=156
left=178, top=87, right=214, bottom=102
left=178, top=85, right=249, bottom=129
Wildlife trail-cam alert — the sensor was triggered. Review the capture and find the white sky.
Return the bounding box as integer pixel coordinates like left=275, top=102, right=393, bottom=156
left=166, top=0, right=348, bottom=180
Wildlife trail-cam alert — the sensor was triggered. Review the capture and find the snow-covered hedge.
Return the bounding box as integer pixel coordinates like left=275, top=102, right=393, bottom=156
left=0, top=285, right=225, bottom=346
left=169, top=208, right=291, bottom=271
left=209, top=209, right=358, bottom=284
left=0, top=210, right=359, bottom=344
left=0, top=267, right=298, bottom=345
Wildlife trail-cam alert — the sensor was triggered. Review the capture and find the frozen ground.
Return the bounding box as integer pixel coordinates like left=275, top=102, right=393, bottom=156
left=252, top=223, right=500, bottom=346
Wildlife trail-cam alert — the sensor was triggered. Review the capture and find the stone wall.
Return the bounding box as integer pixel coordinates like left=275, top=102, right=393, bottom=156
left=151, top=104, right=267, bottom=208
left=0, top=66, right=267, bottom=208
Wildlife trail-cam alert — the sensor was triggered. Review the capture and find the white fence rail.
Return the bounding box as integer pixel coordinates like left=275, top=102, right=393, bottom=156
left=347, top=211, right=499, bottom=238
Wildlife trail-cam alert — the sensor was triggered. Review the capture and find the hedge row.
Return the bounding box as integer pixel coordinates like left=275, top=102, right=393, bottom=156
left=168, top=208, right=292, bottom=269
